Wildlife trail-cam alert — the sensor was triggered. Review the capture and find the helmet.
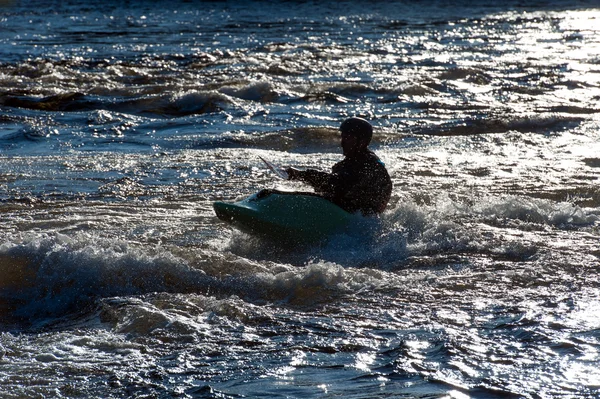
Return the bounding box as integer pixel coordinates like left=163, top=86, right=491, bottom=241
left=340, top=117, right=373, bottom=143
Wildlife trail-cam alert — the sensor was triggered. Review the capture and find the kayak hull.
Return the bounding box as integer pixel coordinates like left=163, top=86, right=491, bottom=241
left=213, top=191, right=353, bottom=244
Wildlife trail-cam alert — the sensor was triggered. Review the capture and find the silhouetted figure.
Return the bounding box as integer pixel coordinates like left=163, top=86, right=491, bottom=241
left=286, top=117, right=392, bottom=215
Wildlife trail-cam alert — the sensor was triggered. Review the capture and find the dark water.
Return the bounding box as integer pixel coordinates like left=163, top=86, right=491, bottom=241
left=1, top=1, right=599, bottom=398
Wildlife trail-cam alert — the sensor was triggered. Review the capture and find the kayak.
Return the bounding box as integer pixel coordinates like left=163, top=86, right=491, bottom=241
left=213, top=190, right=353, bottom=244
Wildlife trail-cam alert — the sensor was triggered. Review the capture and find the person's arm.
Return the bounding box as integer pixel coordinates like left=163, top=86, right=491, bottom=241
left=286, top=167, right=336, bottom=193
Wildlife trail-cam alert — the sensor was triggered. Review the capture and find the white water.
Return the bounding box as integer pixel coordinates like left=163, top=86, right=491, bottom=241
left=1, top=1, right=600, bottom=398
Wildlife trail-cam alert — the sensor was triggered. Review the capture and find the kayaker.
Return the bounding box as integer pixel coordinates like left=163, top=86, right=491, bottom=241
left=285, top=117, right=392, bottom=215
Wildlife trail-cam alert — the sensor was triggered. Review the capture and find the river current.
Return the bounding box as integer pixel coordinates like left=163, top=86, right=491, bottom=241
left=1, top=1, right=599, bottom=398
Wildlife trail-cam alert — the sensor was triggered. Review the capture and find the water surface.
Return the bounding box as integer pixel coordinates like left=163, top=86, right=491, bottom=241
left=1, top=1, right=599, bottom=398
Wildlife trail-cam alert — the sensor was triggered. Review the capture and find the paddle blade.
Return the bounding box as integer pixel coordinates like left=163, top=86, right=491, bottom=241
left=259, top=156, right=289, bottom=180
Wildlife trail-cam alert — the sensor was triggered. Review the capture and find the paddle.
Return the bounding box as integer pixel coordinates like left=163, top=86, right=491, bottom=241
left=259, top=156, right=289, bottom=180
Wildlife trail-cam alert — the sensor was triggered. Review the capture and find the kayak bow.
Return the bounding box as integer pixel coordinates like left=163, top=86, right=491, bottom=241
left=213, top=190, right=353, bottom=244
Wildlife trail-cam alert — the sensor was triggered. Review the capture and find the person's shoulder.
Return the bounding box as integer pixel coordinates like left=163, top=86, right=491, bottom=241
left=364, top=149, right=379, bottom=160
left=364, top=149, right=386, bottom=167
left=339, top=150, right=383, bottom=169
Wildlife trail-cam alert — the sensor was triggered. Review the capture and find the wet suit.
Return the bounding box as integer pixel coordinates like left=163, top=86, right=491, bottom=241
left=289, top=149, right=392, bottom=215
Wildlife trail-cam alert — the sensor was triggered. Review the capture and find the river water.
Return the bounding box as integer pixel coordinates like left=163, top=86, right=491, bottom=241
left=1, top=1, right=599, bottom=398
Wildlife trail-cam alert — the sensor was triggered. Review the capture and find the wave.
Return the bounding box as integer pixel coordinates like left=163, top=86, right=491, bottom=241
left=0, top=234, right=205, bottom=327
left=418, top=114, right=585, bottom=136
left=222, top=191, right=599, bottom=271
left=438, top=67, right=493, bottom=85
left=0, top=79, right=303, bottom=118
left=97, top=258, right=399, bottom=336
left=219, top=81, right=281, bottom=103
left=0, top=92, right=100, bottom=113
left=0, top=191, right=596, bottom=329
left=0, top=90, right=235, bottom=118
left=473, top=195, right=599, bottom=227
left=0, top=231, right=401, bottom=329
left=362, top=194, right=596, bottom=259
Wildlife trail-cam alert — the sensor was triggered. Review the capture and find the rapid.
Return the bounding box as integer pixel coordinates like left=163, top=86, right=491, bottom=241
left=0, top=1, right=599, bottom=398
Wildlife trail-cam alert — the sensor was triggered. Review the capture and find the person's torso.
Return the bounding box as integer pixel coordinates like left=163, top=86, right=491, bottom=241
left=330, top=150, right=392, bottom=214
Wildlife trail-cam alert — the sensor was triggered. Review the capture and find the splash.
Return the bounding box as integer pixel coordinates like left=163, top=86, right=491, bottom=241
left=0, top=233, right=208, bottom=326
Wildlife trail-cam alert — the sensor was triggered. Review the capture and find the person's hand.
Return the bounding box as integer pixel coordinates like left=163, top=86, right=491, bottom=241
left=285, top=167, right=301, bottom=180
left=256, top=188, right=273, bottom=199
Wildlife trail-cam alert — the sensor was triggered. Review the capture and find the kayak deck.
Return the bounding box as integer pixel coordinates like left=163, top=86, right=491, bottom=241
left=213, top=190, right=353, bottom=244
